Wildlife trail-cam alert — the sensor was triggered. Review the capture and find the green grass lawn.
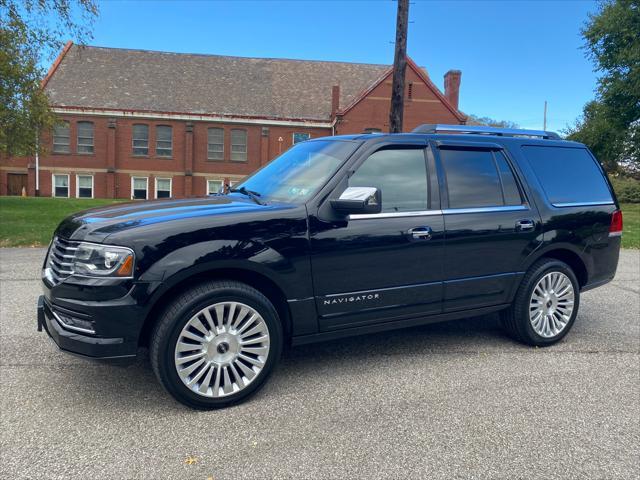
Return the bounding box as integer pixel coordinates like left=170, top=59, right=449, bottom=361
left=620, top=203, right=640, bottom=249
left=0, top=197, right=126, bottom=247
left=0, top=196, right=638, bottom=248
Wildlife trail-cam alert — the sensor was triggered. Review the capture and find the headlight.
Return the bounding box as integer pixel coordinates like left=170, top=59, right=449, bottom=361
left=72, top=243, right=135, bottom=278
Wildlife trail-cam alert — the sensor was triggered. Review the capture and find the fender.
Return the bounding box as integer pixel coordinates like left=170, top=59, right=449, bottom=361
left=139, top=238, right=306, bottom=310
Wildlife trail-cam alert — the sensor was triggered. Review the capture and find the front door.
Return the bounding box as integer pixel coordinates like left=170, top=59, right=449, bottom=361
left=433, top=142, right=543, bottom=312
left=309, top=142, right=444, bottom=331
left=7, top=173, right=27, bottom=196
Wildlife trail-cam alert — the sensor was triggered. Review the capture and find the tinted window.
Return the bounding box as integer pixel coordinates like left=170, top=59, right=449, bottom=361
left=440, top=149, right=503, bottom=208
left=495, top=152, right=522, bottom=205
left=522, top=146, right=613, bottom=205
left=349, top=149, right=428, bottom=213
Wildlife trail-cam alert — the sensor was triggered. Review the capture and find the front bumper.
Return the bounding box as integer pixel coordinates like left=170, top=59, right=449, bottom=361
left=37, top=295, right=138, bottom=362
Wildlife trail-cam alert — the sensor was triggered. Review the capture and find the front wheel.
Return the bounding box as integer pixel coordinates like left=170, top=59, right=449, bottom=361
left=150, top=280, right=283, bottom=409
left=501, top=259, right=580, bottom=346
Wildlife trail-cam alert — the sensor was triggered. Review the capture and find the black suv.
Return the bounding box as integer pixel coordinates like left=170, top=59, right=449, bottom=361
left=37, top=124, right=622, bottom=409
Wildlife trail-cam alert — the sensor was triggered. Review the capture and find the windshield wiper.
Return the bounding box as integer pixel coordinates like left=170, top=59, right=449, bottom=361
left=229, top=186, right=264, bottom=205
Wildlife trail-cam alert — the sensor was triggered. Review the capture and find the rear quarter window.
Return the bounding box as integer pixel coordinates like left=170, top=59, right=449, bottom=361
left=521, top=145, right=613, bottom=206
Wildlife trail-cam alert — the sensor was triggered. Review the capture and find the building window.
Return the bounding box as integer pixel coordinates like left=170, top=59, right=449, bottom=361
left=156, top=125, right=172, bottom=157
left=77, top=121, right=94, bottom=154
left=407, top=82, right=413, bottom=100
left=155, top=177, right=172, bottom=199
left=76, top=175, right=94, bottom=198
left=131, top=177, right=148, bottom=200
left=52, top=174, right=69, bottom=198
left=207, top=180, right=223, bottom=195
left=207, top=128, right=224, bottom=160
left=230, top=129, right=247, bottom=161
left=132, top=124, right=149, bottom=155
left=293, top=132, right=311, bottom=144
left=53, top=121, right=70, bottom=153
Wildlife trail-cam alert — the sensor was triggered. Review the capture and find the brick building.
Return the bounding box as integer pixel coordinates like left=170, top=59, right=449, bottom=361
left=0, top=42, right=466, bottom=199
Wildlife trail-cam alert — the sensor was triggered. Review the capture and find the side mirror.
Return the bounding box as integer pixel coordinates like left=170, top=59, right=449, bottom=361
left=330, top=187, right=382, bottom=215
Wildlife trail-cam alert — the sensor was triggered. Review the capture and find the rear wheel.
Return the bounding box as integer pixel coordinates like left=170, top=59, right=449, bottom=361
left=501, top=259, right=580, bottom=346
left=150, top=280, right=283, bottom=409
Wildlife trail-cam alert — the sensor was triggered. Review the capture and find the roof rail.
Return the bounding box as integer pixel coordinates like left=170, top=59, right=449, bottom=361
left=412, top=124, right=561, bottom=140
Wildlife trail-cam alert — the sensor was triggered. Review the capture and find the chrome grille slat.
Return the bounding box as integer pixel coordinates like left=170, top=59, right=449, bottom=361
left=46, top=236, right=78, bottom=285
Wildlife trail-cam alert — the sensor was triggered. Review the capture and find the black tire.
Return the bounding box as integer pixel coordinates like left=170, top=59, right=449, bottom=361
left=150, top=280, right=283, bottom=409
left=501, top=258, right=580, bottom=347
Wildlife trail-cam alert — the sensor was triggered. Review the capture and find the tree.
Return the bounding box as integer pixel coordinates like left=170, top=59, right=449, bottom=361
left=0, top=0, right=98, bottom=157
left=467, top=114, right=519, bottom=129
left=567, top=0, right=640, bottom=173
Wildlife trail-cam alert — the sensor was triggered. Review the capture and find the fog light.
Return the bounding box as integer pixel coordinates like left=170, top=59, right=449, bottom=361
left=53, top=310, right=96, bottom=334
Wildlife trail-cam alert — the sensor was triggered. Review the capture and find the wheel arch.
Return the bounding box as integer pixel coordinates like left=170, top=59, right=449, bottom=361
left=138, top=267, right=293, bottom=348
left=529, top=247, right=589, bottom=287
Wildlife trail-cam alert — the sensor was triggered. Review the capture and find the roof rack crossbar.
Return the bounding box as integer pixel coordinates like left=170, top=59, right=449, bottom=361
left=412, top=124, right=561, bottom=140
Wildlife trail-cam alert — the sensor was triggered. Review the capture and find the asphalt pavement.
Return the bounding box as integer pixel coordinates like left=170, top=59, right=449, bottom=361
left=0, top=248, right=638, bottom=479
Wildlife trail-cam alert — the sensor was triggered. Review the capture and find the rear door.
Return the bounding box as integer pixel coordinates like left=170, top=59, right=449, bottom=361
left=434, top=141, right=542, bottom=312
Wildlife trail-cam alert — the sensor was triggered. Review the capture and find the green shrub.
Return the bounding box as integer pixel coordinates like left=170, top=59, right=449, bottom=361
left=609, top=176, right=640, bottom=203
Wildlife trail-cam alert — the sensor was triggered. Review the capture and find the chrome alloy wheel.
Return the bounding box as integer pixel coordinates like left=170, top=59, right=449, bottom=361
left=174, top=302, right=270, bottom=398
left=529, top=271, right=575, bottom=338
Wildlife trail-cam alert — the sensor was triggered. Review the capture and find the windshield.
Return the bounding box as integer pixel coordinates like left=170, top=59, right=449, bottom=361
left=231, top=140, right=360, bottom=204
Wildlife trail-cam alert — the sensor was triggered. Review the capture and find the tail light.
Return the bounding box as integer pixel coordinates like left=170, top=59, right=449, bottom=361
left=609, top=210, right=623, bottom=237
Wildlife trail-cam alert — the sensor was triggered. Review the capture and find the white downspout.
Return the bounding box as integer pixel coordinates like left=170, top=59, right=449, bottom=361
left=35, top=133, right=39, bottom=195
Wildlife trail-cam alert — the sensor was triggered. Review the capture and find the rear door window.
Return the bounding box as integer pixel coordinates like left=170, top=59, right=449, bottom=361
left=521, top=146, right=613, bottom=206
left=439, top=148, right=522, bottom=208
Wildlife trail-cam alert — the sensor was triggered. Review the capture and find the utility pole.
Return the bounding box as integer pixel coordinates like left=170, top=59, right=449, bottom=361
left=543, top=100, right=548, bottom=130
left=389, top=0, right=409, bottom=133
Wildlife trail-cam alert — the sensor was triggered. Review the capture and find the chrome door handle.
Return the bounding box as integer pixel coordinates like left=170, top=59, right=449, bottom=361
left=408, top=226, right=432, bottom=240
left=516, top=219, right=535, bottom=231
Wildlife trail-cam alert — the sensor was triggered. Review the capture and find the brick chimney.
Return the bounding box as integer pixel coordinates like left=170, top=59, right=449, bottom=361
left=444, top=70, right=462, bottom=110
left=331, top=85, right=340, bottom=119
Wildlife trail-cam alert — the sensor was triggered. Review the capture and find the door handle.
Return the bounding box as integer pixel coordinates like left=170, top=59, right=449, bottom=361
left=408, top=226, right=432, bottom=240
left=515, top=219, right=535, bottom=231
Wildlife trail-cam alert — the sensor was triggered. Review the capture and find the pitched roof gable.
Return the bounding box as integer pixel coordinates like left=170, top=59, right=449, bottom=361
left=338, top=57, right=466, bottom=123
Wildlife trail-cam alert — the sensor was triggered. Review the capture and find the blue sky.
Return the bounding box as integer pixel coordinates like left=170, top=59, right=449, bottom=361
left=83, top=0, right=599, bottom=132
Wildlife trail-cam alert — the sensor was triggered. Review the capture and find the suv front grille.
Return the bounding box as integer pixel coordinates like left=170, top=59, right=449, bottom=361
left=46, top=236, right=78, bottom=285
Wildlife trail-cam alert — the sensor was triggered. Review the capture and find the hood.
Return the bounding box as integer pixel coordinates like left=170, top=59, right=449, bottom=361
left=55, top=195, right=294, bottom=243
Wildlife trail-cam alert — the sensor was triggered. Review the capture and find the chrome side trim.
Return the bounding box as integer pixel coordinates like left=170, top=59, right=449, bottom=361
left=51, top=310, right=96, bottom=335
left=442, top=205, right=528, bottom=215
left=608, top=231, right=622, bottom=237
left=350, top=210, right=444, bottom=220
left=350, top=205, right=530, bottom=219
left=552, top=201, right=615, bottom=208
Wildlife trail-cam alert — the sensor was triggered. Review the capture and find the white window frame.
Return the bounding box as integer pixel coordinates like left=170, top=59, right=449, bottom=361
left=75, top=174, right=94, bottom=199
left=52, top=173, right=70, bottom=198
left=207, top=179, right=224, bottom=195
left=155, top=177, right=172, bottom=199
left=131, top=176, right=149, bottom=200
left=292, top=132, right=311, bottom=144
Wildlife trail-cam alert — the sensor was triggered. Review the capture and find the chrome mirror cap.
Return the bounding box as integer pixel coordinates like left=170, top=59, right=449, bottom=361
left=330, top=187, right=382, bottom=215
